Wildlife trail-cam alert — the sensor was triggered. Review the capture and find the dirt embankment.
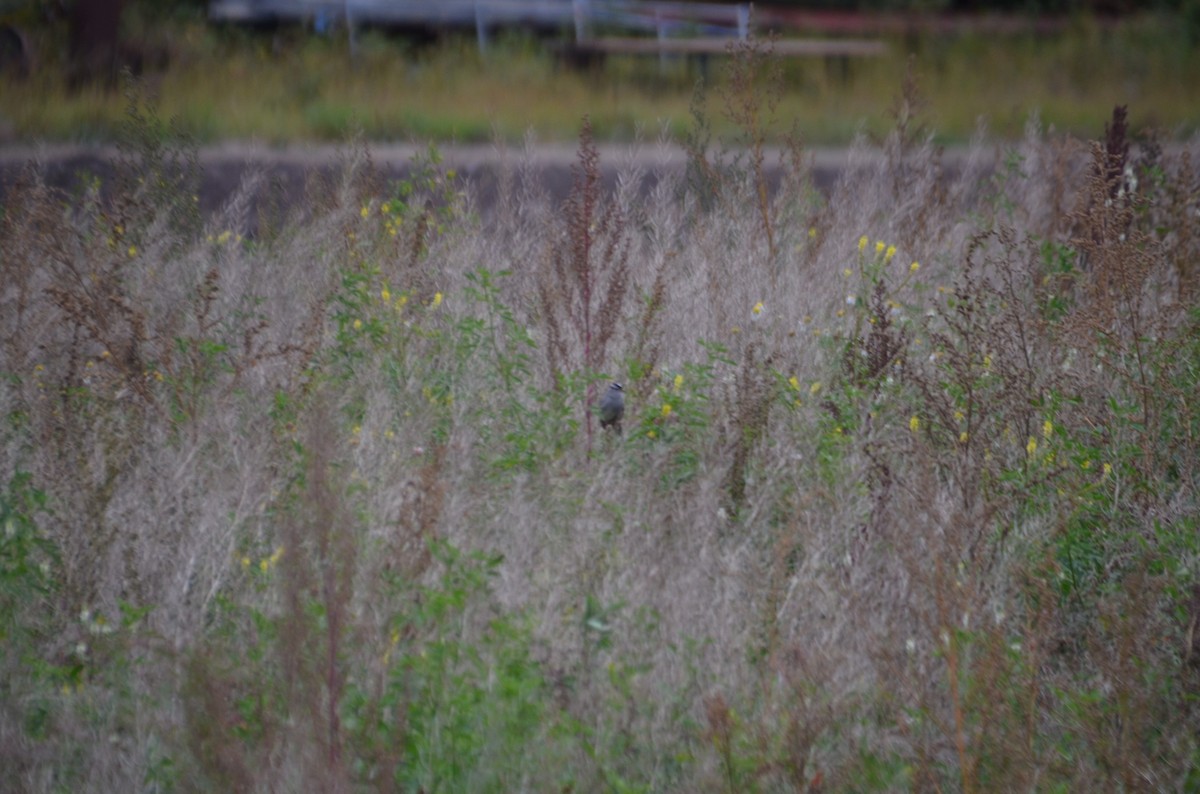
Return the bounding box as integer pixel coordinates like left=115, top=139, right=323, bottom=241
left=0, top=141, right=982, bottom=221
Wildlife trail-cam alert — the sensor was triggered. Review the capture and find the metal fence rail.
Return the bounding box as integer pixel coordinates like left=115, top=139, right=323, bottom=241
left=207, top=1, right=888, bottom=60
left=208, top=0, right=752, bottom=44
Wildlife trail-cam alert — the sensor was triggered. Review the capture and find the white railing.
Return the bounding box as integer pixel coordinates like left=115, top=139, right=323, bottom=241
left=208, top=0, right=753, bottom=47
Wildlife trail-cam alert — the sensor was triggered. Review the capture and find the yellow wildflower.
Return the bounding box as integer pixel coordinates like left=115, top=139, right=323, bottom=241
left=843, top=267, right=853, bottom=277
left=127, top=245, right=137, bottom=257
left=959, top=431, right=969, bottom=444
left=909, top=415, right=920, bottom=433
left=353, top=319, right=363, bottom=330
left=1102, top=462, right=1112, bottom=478
left=808, top=227, right=817, bottom=238
left=360, top=205, right=370, bottom=218
left=910, top=261, right=920, bottom=273
left=647, top=429, right=657, bottom=439
left=217, top=230, right=232, bottom=245
left=661, top=403, right=673, bottom=418
left=788, top=375, right=800, bottom=391
left=752, top=301, right=764, bottom=315
left=809, top=382, right=822, bottom=395
left=858, top=235, right=869, bottom=252
left=1026, top=437, right=1038, bottom=457
left=885, top=245, right=897, bottom=261
left=381, top=202, right=391, bottom=214
left=381, top=287, right=391, bottom=303
left=875, top=241, right=886, bottom=255
left=431, top=292, right=443, bottom=308
left=673, top=374, right=684, bottom=392
left=1042, top=420, right=1053, bottom=440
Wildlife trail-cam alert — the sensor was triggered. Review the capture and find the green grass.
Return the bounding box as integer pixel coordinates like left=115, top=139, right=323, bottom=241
left=3, top=15, right=1200, bottom=145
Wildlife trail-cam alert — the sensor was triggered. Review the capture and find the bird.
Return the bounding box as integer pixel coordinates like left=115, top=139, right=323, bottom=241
left=598, top=382, right=624, bottom=433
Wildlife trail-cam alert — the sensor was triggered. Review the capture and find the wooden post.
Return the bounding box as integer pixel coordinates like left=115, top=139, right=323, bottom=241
left=574, top=0, right=589, bottom=42
left=475, top=1, right=488, bottom=54
left=656, top=10, right=666, bottom=73
left=343, top=0, right=358, bottom=59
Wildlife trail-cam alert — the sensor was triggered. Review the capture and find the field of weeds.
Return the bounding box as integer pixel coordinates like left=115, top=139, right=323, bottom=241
left=3, top=64, right=1200, bottom=791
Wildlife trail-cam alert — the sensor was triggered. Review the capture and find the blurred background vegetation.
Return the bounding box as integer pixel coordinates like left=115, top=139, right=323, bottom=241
left=1, top=0, right=1198, bottom=144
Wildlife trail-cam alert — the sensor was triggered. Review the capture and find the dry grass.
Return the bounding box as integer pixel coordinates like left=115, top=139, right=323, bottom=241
left=2, top=62, right=1200, bottom=793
